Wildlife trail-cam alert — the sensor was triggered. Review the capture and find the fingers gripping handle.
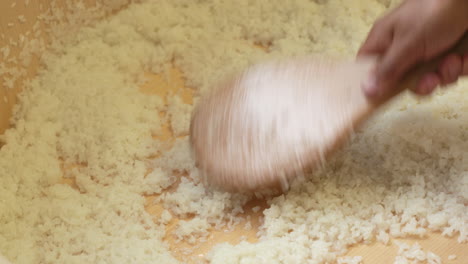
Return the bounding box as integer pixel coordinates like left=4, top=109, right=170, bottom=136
left=399, top=32, right=468, bottom=92
left=371, top=33, right=468, bottom=106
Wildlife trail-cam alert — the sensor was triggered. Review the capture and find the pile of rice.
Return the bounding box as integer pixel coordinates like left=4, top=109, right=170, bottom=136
left=0, top=0, right=466, bottom=263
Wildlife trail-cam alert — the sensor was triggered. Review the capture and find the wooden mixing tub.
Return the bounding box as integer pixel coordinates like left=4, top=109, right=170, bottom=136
left=0, top=1, right=466, bottom=263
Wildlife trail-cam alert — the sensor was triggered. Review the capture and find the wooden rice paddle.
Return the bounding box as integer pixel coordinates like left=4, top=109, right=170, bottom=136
left=190, top=33, right=468, bottom=192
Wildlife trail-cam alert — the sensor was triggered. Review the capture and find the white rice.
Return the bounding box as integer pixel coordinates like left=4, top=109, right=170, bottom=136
left=0, top=0, right=466, bottom=263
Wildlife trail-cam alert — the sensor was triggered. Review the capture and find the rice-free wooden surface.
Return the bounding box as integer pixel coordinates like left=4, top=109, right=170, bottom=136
left=0, top=1, right=466, bottom=263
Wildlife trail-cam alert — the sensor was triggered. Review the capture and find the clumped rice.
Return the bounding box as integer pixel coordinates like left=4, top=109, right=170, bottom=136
left=0, top=0, right=466, bottom=263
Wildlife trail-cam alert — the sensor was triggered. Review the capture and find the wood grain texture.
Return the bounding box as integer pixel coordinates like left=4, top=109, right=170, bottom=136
left=0, top=0, right=39, bottom=134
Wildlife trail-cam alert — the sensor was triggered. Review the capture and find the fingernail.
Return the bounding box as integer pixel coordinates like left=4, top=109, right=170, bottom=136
left=419, top=75, right=438, bottom=94
left=448, top=62, right=459, bottom=80
left=362, top=75, right=379, bottom=97
left=462, top=54, right=468, bottom=75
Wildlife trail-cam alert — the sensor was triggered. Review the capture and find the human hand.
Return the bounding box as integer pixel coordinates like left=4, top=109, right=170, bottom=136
left=358, top=0, right=468, bottom=98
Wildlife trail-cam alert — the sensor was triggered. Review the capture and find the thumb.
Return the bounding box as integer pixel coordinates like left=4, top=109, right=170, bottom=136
left=358, top=19, right=393, bottom=57
left=364, top=36, right=423, bottom=98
